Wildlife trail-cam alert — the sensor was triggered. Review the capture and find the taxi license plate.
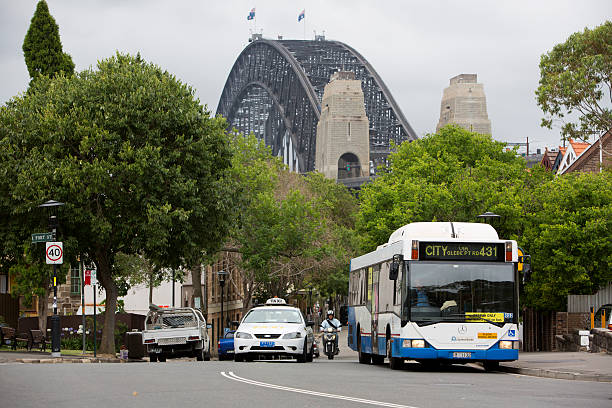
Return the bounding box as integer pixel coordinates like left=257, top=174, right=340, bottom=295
left=453, top=352, right=472, bottom=358
left=260, top=341, right=275, bottom=347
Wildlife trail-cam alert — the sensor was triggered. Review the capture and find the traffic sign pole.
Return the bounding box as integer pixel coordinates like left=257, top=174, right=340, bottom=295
left=51, top=263, right=60, bottom=357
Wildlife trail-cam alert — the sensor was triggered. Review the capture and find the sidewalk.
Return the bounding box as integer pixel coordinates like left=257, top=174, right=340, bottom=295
left=0, top=350, right=121, bottom=364
left=499, top=351, right=612, bottom=382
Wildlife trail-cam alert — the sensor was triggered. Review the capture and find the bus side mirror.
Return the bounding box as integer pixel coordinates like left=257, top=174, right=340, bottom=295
left=520, top=254, right=532, bottom=283
left=389, top=254, right=403, bottom=280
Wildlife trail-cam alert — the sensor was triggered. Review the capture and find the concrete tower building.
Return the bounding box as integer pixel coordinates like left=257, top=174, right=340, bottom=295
left=436, top=74, right=491, bottom=135
left=315, top=71, right=370, bottom=180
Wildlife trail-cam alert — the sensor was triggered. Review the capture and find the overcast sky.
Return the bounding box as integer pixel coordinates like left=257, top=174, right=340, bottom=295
left=1, top=1, right=610, bottom=151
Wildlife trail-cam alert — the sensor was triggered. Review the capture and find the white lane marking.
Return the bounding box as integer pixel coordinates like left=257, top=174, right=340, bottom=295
left=220, top=371, right=419, bottom=408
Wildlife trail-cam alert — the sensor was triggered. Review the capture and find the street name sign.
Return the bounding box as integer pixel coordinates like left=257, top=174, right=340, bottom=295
left=45, top=242, right=63, bottom=265
left=90, top=270, right=97, bottom=286
left=32, top=232, right=54, bottom=243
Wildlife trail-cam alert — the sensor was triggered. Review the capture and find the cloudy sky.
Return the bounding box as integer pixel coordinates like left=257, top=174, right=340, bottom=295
left=1, top=1, right=610, bottom=151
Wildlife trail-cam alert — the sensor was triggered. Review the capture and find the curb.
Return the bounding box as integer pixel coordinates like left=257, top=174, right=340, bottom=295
left=499, top=364, right=612, bottom=383
left=14, top=357, right=122, bottom=364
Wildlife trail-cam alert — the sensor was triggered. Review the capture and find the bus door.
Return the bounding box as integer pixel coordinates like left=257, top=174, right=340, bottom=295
left=371, top=265, right=380, bottom=353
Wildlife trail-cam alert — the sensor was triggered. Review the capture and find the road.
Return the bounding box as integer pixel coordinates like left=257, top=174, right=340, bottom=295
left=1, top=356, right=611, bottom=408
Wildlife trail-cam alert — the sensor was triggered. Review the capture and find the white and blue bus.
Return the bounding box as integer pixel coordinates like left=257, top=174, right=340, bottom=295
left=347, top=222, right=522, bottom=370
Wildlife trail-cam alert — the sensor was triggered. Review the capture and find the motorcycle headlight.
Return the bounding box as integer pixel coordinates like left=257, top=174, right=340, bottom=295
left=235, top=332, right=253, bottom=339
left=327, top=328, right=333, bottom=333
left=282, top=331, right=302, bottom=339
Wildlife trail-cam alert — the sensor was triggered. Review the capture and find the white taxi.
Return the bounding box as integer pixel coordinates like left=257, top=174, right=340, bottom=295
left=234, top=298, right=315, bottom=362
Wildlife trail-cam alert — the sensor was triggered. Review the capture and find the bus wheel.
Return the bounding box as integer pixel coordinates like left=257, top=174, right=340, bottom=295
left=387, top=339, right=404, bottom=370
left=483, top=361, right=500, bottom=371
left=357, top=334, right=371, bottom=364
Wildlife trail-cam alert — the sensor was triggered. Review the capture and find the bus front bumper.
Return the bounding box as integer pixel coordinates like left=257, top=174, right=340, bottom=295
left=392, top=339, right=518, bottom=361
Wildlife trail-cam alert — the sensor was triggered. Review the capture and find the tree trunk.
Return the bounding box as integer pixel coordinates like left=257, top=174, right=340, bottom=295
left=95, top=248, right=118, bottom=356
left=191, top=263, right=204, bottom=315
left=148, top=269, right=154, bottom=305
left=241, top=276, right=254, bottom=316
left=37, top=285, right=50, bottom=332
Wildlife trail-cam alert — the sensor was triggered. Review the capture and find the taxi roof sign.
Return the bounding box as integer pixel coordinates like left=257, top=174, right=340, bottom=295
left=266, top=297, right=287, bottom=305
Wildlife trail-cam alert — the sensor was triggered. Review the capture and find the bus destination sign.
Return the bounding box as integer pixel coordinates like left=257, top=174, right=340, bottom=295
left=419, top=242, right=505, bottom=262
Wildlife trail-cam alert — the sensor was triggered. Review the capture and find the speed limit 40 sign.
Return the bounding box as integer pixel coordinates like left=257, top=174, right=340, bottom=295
left=46, top=242, right=63, bottom=265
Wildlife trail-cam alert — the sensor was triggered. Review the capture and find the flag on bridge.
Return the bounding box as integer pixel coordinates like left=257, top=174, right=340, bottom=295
left=247, top=8, right=256, bottom=21
left=298, top=9, right=305, bottom=22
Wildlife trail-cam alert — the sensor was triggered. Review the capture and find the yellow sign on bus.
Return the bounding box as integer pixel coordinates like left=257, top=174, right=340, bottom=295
left=465, top=312, right=504, bottom=322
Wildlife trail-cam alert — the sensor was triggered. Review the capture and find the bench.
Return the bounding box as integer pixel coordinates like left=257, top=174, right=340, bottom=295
left=1, top=326, right=15, bottom=348
left=29, top=329, right=46, bottom=352
left=13, top=330, right=30, bottom=350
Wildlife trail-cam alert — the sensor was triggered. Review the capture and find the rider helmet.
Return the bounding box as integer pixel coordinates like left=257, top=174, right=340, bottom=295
left=327, top=310, right=334, bottom=317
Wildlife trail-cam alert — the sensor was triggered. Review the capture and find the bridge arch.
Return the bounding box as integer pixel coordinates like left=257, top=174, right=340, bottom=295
left=217, top=38, right=418, bottom=172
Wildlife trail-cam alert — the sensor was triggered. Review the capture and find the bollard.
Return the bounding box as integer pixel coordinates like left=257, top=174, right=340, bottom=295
left=590, top=306, right=594, bottom=329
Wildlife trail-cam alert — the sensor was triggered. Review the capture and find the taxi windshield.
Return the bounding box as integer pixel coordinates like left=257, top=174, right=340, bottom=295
left=243, top=309, right=303, bottom=324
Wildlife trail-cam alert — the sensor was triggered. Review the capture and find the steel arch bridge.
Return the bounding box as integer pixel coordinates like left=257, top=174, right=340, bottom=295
left=216, top=37, right=418, bottom=173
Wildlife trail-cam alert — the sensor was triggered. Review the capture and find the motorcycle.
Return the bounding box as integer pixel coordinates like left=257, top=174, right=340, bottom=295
left=322, top=327, right=339, bottom=360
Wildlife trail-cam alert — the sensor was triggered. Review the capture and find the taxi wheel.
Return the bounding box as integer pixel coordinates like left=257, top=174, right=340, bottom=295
left=306, top=341, right=314, bottom=362
left=296, top=340, right=308, bottom=363
left=234, top=354, right=244, bottom=362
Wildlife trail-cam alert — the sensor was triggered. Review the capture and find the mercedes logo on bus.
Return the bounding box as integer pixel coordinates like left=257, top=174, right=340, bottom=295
left=458, top=325, right=467, bottom=334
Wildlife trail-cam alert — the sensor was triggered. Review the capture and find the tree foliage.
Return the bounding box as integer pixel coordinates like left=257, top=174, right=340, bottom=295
left=536, top=21, right=612, bottom=141
left=224, top=134, right=359, bottom=311
left=23, top=1, right=75, bottom=82
left=0, top=53, right=232, bottom=353
left=357, top=125, right=547, bottom=252
left=522, top=171, right=612, bottom=310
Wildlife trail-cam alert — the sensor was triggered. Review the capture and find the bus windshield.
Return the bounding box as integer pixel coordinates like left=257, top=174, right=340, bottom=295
left=407, top=261, right=514, bottom=326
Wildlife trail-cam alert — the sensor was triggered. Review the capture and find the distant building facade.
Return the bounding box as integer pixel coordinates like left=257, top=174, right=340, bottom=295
left=436, top=74, right=491, bottom=135
left=315, top=71, right=370, bottom=180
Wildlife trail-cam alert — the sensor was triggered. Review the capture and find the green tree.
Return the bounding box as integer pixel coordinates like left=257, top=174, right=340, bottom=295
left=357, top=125, right=545, bottom=252
left=0, top=53, right=232, bottom=354
left=223, top=134, right=359, bottom=312
left=522, top=171, right=612, bottom=310
left=536, top=21, right=612, bottom=141
left=23, top=1, right=75, bottom=82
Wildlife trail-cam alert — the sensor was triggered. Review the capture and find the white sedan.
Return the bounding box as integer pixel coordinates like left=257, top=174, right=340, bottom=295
left=234, top=299, right=314, bottom=362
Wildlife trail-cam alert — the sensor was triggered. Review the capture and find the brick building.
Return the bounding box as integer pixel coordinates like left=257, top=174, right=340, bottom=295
left=558, top=130, right=611, bottom=174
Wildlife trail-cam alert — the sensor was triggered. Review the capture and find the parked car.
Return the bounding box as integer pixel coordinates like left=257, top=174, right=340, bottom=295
left=233, top=297, right=315, bottom=362
left=218, top=330, right=235, bottom=360
left=594, top=304, right=612, bottom=330
left=142, top=305, right=211, bottom=362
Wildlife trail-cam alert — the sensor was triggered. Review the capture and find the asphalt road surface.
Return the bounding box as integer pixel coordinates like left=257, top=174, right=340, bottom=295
left=1, top=357, right=611, bottom=408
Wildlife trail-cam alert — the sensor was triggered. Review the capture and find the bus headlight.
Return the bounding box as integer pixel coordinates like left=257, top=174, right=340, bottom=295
left=499, top=341, right=513, bottom=349
left=412, top=339, right=425, bottom=348
left=402, top=339, right=426, bottom=348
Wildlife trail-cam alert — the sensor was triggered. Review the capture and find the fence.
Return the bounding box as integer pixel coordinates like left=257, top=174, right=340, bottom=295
left=567, top=282, right=612, bottom=313
left=18, top=313, right=145, bottom=332
left=0, top=293, right=19, bottom=328
left=522, top=308, right=556, bottom=352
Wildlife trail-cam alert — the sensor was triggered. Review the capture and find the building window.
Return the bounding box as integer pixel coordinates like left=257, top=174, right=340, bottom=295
left=70, top=266, right=81, bottom=295
left=0, top=274, right=8, bottom=294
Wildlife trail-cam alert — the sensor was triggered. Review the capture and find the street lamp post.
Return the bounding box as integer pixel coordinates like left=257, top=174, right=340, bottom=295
left=477, top=211, right=501, bottom=225
left=308, top=286, right=313, bottom=320
left=217, top=270, right=228, bottom=338
left=38, top=200, right=65, bottom=358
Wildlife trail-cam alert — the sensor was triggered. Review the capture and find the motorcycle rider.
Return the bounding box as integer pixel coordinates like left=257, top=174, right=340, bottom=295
left=320, top=310, right=341, bottom=353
